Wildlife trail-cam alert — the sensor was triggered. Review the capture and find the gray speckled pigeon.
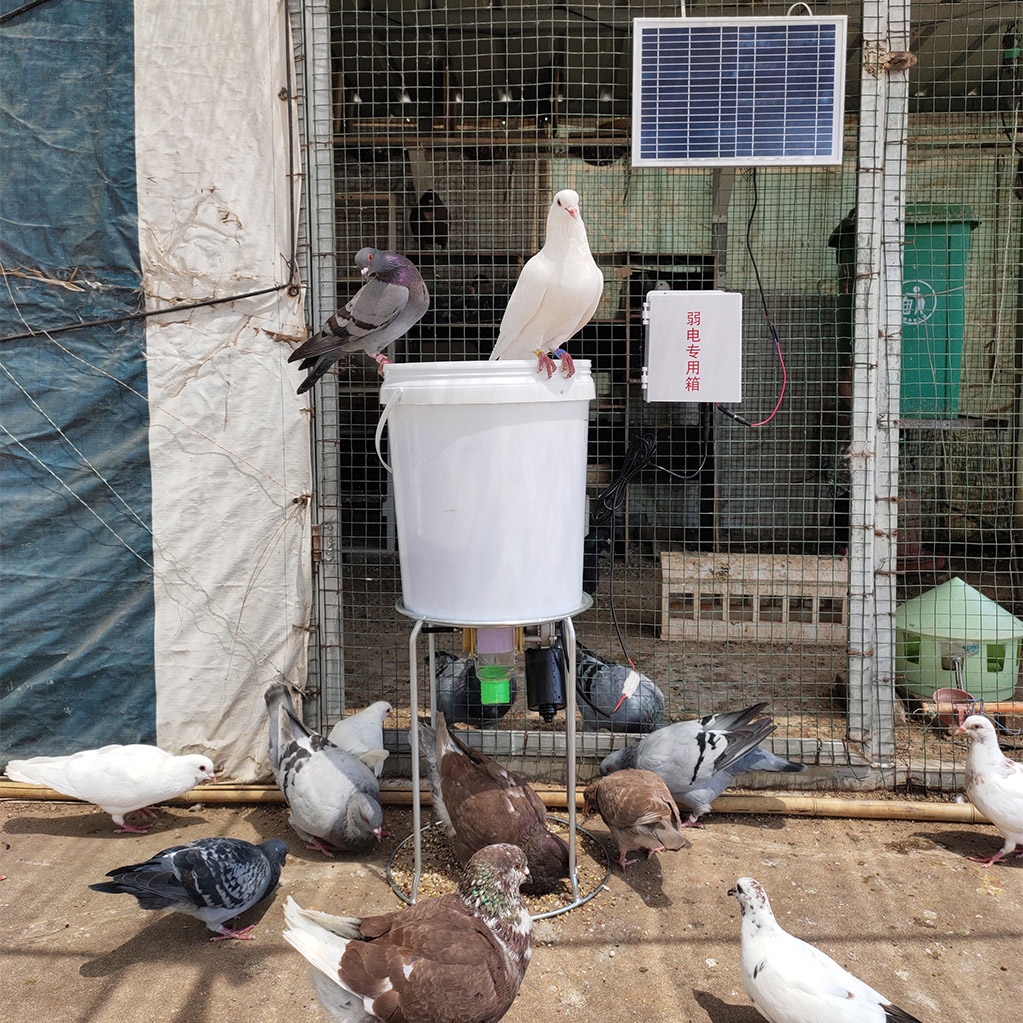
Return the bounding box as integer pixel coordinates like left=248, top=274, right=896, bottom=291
left=289, top=247, right=429, bottom=392
left=730, top=877, right=926, bottom=1023
left=432, top=650, right=518, bottom=726
left=575, top=643, right=665, bottom=733
left=4, top=744, right=215, bottom=833
left=418, top=713, right=569, bottom=895
left=88, top=837, right=288, bottom=940
left=265, top=682, right=387, bottom=856
left=583, top=769, right=690, bottom=869
left=600, top=703, right=806, bottom=825
left=489, top=188, right=603, bottom=379
left=283, top=843, right=532, bottom=1023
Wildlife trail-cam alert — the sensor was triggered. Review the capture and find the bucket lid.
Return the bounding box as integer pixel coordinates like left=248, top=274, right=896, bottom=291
left=380, top=359, right=595, bottom=405
left=895, top=577, right=1023, bottom=641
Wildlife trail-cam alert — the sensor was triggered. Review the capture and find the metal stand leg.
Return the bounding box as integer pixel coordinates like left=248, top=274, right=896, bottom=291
left=561, top=614, right=580, bottom=902
left=408, top=618, right=423, bottom=903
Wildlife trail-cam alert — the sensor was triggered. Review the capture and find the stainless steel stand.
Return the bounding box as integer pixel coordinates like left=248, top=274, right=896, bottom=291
left=397, top=598, right=592, bottom=908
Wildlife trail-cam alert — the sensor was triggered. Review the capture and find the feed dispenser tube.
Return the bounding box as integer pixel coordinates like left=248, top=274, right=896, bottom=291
left=473, top=627, right=517, bottom=706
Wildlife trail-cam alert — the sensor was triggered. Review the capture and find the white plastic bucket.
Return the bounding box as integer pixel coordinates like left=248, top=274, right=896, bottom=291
left=377, top=360, right=595, bottom=623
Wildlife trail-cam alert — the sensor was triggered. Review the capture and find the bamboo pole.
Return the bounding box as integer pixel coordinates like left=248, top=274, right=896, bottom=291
left=0, top=781, right=993, bottom=825
left=920, top=700, right=1023, bottom=718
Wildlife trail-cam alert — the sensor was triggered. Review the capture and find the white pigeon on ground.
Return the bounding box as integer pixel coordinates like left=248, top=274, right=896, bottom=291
left=283, top=843, right=532, bottom=1023
left=729, top=877, right=926, bottom=1023
left=288, top=247, right=429, bottom=392
left=4, top=744, right=215, bottom=832
left=265, top=682, right=388, bottom=856
left=599, top=702, right=805, bottom=826
left=328, top=701, right=393, bottom=778
left=956, top=713, right=1023, bottom=866
left=89, top=837, right=288, bottom=941
left=489, top=188, right=603, bottom=379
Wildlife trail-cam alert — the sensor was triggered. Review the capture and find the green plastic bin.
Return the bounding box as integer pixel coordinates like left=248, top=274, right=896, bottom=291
left=828, top=204, right=979, bottom=418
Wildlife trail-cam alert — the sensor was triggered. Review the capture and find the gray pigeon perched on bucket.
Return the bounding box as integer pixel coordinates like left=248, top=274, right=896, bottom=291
left=89, top=836, right=288, bottom=940
left=583, top=769, right=690, bottom=870
left=283, top=843, right=532, bottom=1023
left=600, top=702, right=806, bottom=826
left=432, top=650, right=518, bottom=726
left=576, top=643, right=665, bottom=733
left=418, top=713, right=569, bottom=894
left=289, top=246, right=429, bottom=392
left=489, top=188, right=603, bottom=379
left=4, top=744, right=215, bottom=833
left=729, top=877, right=926, bottom=1023
left=327, top=701, right=393, bottom=778
left=265, top=682, right=387, bottom=856
left=956, top=714, right=1023, bottom=866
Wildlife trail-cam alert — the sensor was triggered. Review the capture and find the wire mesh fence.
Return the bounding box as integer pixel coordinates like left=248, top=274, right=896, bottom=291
left=290, top=1, right=1023, bottom=793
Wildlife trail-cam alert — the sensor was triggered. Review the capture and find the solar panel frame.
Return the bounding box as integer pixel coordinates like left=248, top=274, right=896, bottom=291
left=631, top=16, right=848, bottom=168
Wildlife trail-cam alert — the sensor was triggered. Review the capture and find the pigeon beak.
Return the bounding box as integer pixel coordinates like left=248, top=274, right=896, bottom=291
left=567, top=206, right=579, bottom=219
left=373, top=825, right=392, bottom=841
left=727, top=885, right=737, bottom=897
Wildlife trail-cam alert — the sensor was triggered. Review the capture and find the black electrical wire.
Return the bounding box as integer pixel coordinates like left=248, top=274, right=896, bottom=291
left=589, top=431, right=657, bottom=527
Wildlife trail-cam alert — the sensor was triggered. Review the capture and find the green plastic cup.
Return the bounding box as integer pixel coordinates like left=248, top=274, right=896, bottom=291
left=477, top=665, right=511, bottom=705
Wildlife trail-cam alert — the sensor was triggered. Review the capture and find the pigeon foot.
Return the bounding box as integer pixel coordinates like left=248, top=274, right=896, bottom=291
left=534, top=350, right=558, bottom=378
left=373, top=353, right=392, bottom=375
left=968, top=850, right=1009, bottom=867
left=553, top=349, right=575, bottom=377
left=115, top=820, right=152, bottom=834
left=617, top=853, right=640, bottom=870
left=680, top=816, right=706, bottom=830
left=306, top=838, right=338, bottom=858
left=211, top=924, right=256, bottom=941
left=645, top=845, right=666, bottom=858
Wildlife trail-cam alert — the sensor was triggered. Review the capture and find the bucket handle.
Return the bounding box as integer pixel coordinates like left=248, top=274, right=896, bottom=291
left=374, top=387, right=402, bottom=474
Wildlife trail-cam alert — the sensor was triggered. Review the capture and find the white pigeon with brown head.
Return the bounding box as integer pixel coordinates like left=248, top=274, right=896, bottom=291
left=956, top=713, right=1023, bottom=866
left=729, top=877, right=926, bottom=1023
left=489, top=188, right=603, bottom=378
left=283, top=843, right=532, bottom=1023
left=583, top=768, right=690, bottom=869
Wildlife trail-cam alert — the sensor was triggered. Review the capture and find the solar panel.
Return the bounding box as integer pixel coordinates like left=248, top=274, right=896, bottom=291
left=632, top=16, right=848, bottom=167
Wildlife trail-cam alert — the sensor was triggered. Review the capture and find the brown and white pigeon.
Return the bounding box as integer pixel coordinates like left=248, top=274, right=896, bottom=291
left=289, top=247, right=429, bottom=392
left=4, top=744, right=215, bottom=833
left=328, top=701, right=393, bottom=778
left=582, top=769, right=690, bottom=870
left=956, top=713, right=1023, bottom=866
left=489, top=188, right=603, bottom=379
left=89, top=837, right=288, bottom=941
left=283, top=843, right=532, bottom=1023
left=418, top=713, right=569, bottom=894
left=729, top=877, right=926, bottom=1023
left=599, top=703, right=805, bottom=826
left=265, top=682, right=387, bottom=856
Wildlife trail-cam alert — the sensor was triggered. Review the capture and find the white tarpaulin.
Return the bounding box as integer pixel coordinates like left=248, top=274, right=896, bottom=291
left=135, top=0, right=311, bottom=780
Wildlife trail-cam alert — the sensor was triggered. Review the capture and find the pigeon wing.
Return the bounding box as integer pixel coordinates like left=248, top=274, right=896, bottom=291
left=490, top=255, right=551, bottom=361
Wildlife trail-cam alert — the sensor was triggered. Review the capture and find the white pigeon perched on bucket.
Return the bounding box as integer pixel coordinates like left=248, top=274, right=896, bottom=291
left=289, top=246, right=429, bottom=392
left=283, top=843, right=532, bottom=1023
left=729, top=877, right=926, bottom=1023
left=327, top=701, right=393, bottom=778
left=89, top=836, right=288, bottom=941
left=4, top=744, right=215, bottom=832
left=264, top=682, right=388, bottom=856
left=955, top=713, right=1023, bottom=866
left=489, top=188, right=603, bottom=379
left=599, top=702, right=806, bottom=826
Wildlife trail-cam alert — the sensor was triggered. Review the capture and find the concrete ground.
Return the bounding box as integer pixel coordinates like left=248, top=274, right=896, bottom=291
left=1, top=798, right=1019, bottom=1023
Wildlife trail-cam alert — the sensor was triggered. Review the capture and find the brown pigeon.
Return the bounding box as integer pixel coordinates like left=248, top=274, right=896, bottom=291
left=418, top=713, right=569, bottom=895
left=583, top=768, right=690, bottom=869
left=283, top=843, right=532, bottom=1023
